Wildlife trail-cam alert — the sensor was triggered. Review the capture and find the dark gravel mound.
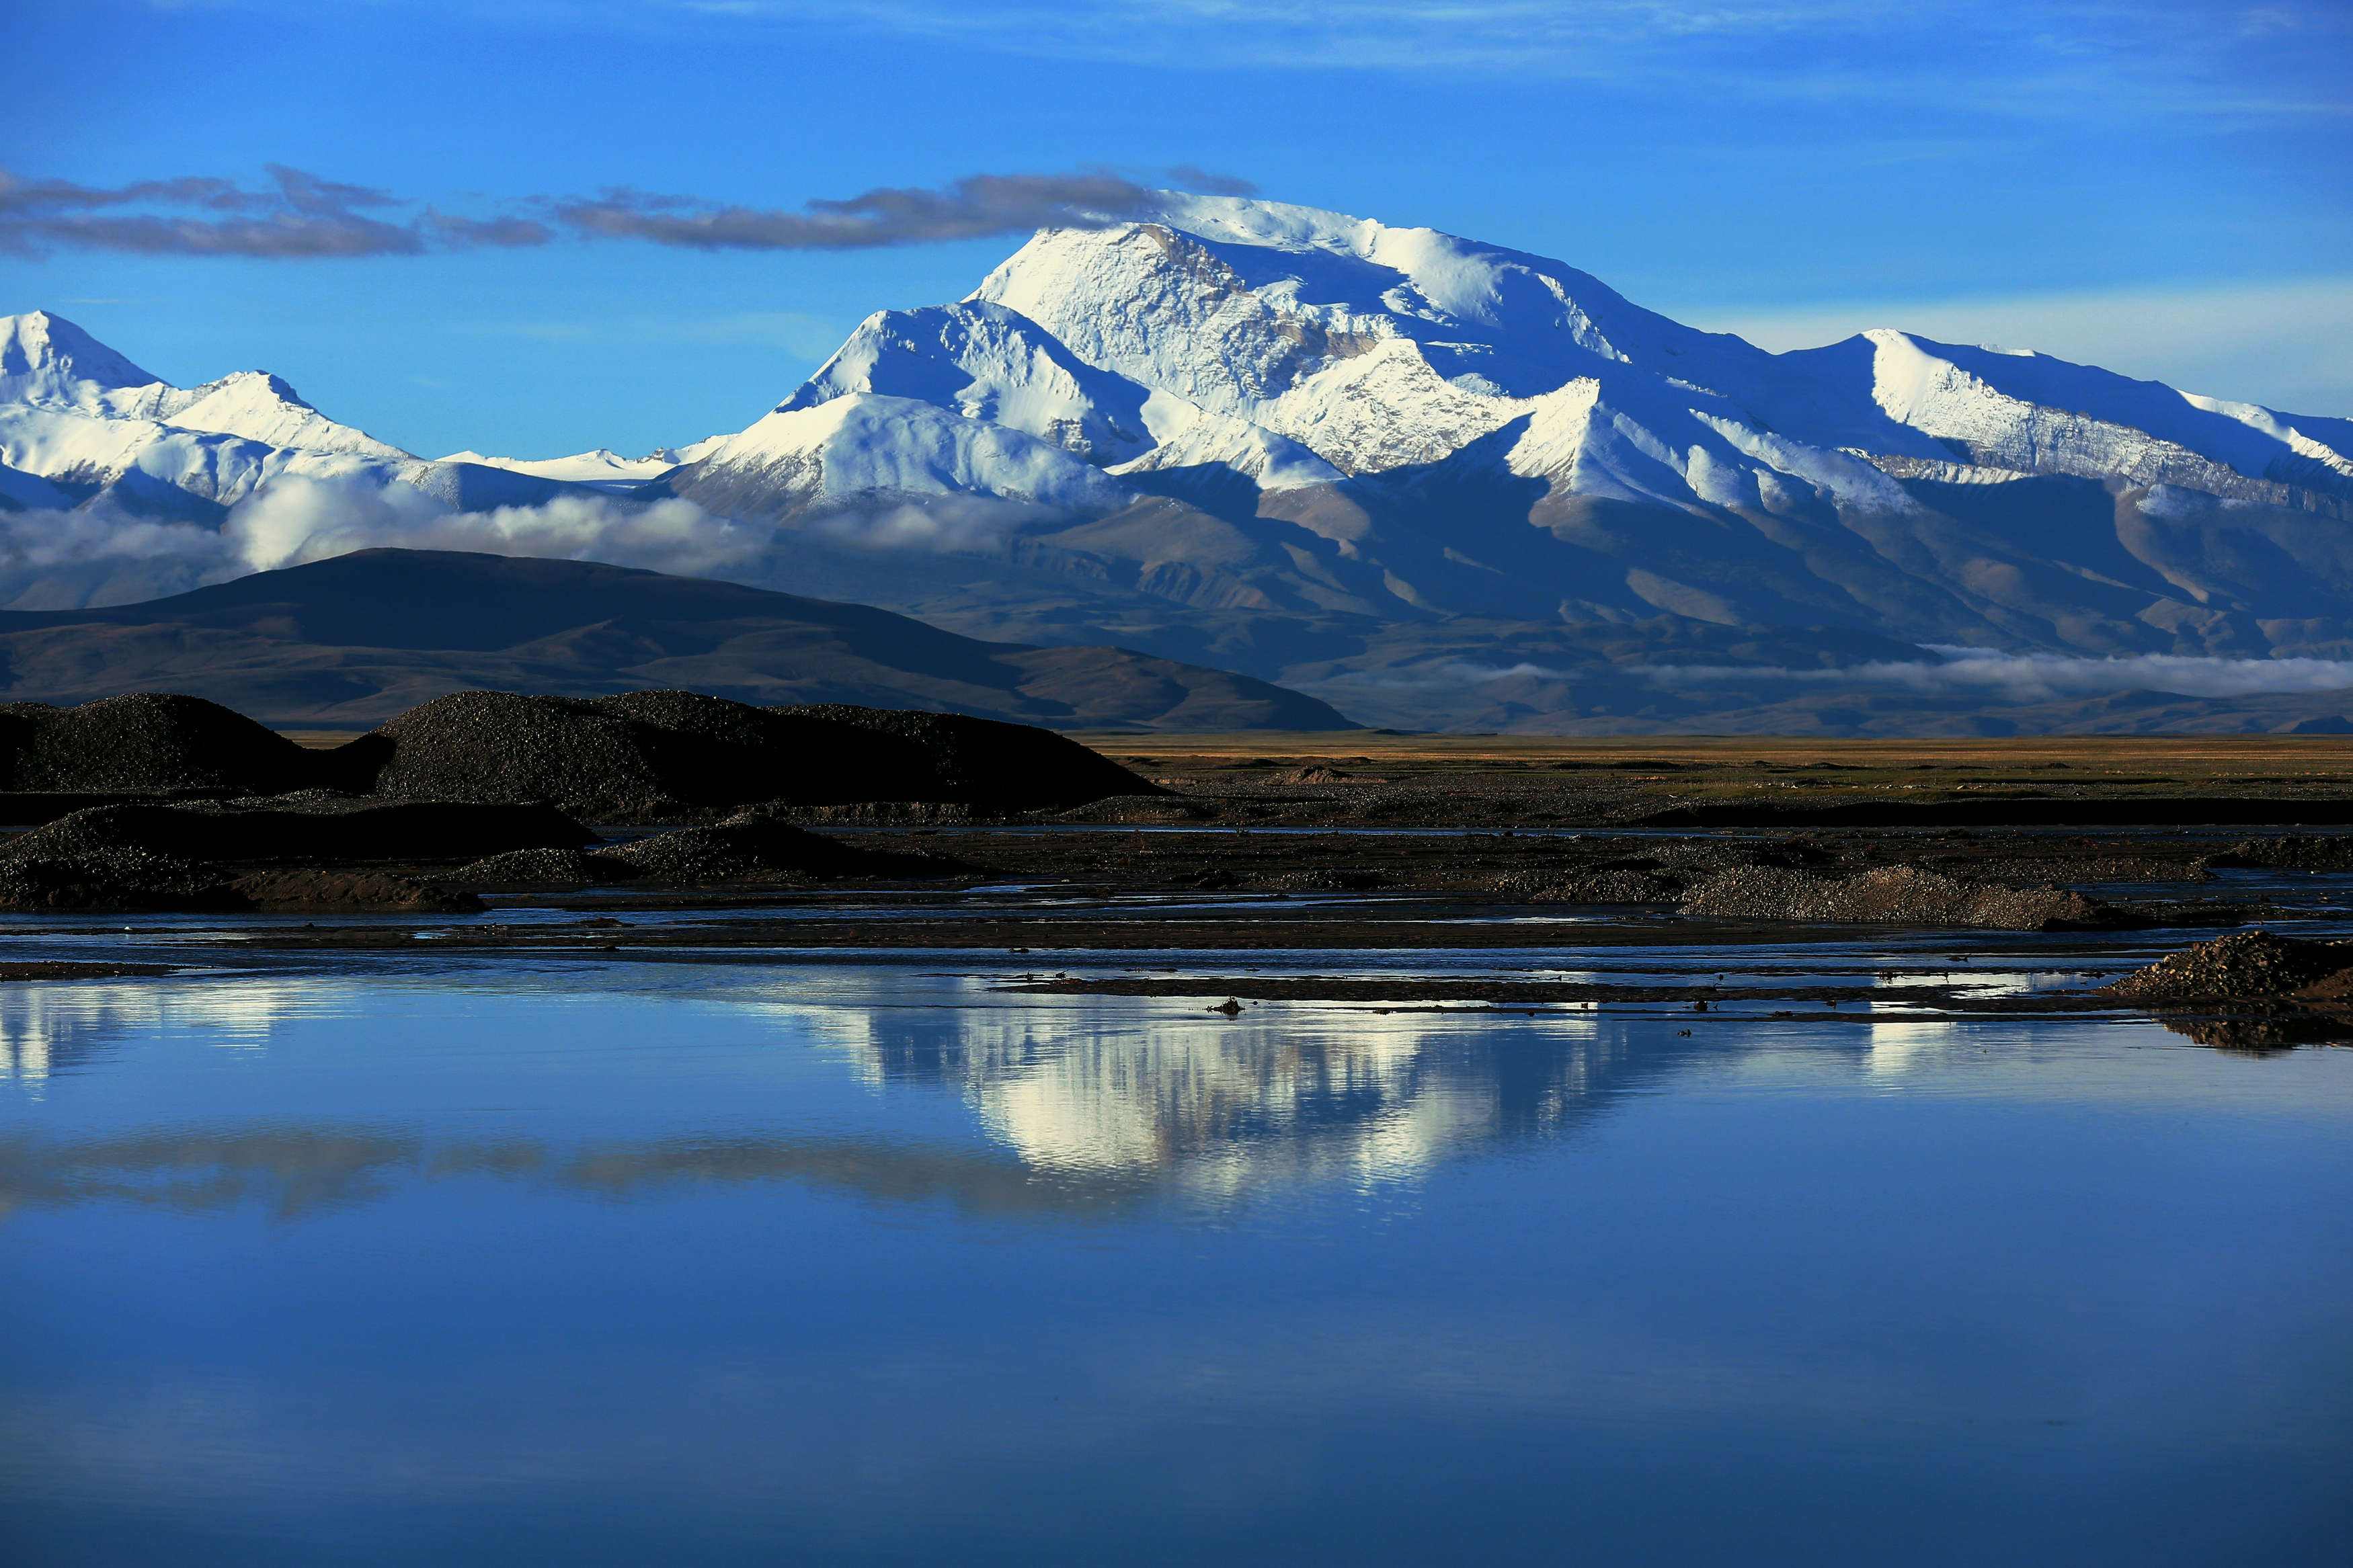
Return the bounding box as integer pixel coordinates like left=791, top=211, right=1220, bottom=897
left=1538, top=868, right=1685, bottom=904
left=608, top=817, right=970, bottom=885
left=228, top=870, right=481, bottom=914
left=2155, top=1013, right=2353, bottom=1053
left=776, top=704, right=1161, bottom=811
left=1680, top=864, right=2106, bottom=930
left=329, top=694, right=668, bottom=810
left=2203, top=836, right=2353, bottom=873
left=791, top=801, right=977, bottom=827
left=0, top=843, right=238, bottom=912
left=4, top=801, right=588, bottom=866
left=0, top=800, right=544, bottom=911
left=0, top=693, right=315, bottom=794
left=2104, top=930, right=2353, bottom=1003
left=344, top=691, right=1158, bottom=819
left=451, top=847, right=640, bottom=888
left=220, top=788, right=376, bottom=811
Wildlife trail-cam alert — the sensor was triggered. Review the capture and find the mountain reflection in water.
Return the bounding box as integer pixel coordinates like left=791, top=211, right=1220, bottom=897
left=0, top=975, right=1657, bottom=1219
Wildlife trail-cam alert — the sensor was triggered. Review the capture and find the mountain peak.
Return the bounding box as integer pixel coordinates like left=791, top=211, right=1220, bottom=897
left=0, top=309, right=165, bottom=411
left=670, top=392, right=1131, bottom=517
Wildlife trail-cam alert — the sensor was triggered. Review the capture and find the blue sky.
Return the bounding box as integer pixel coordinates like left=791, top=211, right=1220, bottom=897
left=8, top=0, right=2349, bottom=458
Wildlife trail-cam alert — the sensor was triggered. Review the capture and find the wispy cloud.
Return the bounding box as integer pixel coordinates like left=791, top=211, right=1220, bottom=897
left=0, top=165, right=1250, bottom=260
left=578, top=1, right=2353, bottom=123
left=106, top=1, right=2353, bottom=132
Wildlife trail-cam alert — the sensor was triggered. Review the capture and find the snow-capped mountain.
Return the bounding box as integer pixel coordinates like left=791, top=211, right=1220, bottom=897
left=639, top=192, right=2353, bottom=688
left=441, top=438, right=728, bottom=491
left=653, top=193, right=2348, bottom=537
left=668, top=393, right=1131, bottom=520
left=11, top=191, right=2353, bottom=731
left=0, top=310, right=581, bottom=520
left=716, top=194, right=2352, bottom=510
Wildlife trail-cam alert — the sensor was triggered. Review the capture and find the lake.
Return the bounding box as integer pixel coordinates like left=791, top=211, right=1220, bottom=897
left=3, top=955, right=2350, bottom=1565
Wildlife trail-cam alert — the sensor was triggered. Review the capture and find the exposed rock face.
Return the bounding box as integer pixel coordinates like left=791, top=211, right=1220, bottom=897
left=1679, top=864, right=2105, bottom=930
left=2103, top=930, right=2353, bottom=1003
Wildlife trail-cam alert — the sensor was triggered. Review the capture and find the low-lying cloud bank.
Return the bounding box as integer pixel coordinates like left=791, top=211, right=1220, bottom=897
left=1450, top=647, right=2353, bottom=702
left=0, top=481, right=771, bottom=610
left=17, top=491, right=2353, bottom=712
left=0, top=478, right=1062, bottom=613
left=1644, top=647, right=2353, bottom=701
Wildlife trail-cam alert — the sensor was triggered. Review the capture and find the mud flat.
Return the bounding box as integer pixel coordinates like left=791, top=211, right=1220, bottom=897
left=1066, top=730, right=2353, bottom=831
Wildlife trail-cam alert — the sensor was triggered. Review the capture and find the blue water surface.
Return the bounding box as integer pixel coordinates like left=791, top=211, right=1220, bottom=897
left=2, top=960, right=2348, bottom=1565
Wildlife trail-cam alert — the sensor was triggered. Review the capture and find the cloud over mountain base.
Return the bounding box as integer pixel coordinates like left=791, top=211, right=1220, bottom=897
left=0, top=480, right=772, bottom=612
left=15, top=480, right=2353, bottom=736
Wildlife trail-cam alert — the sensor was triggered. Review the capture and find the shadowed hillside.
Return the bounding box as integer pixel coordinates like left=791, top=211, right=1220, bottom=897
left=0, top=549, right=1357, bottom=731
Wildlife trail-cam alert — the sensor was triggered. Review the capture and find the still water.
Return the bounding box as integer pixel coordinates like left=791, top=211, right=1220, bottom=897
left=3, top=960, right=2349, bottom=1565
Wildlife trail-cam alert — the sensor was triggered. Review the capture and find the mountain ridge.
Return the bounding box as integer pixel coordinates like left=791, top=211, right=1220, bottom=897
left=7, top=193, right=2353, bottom=732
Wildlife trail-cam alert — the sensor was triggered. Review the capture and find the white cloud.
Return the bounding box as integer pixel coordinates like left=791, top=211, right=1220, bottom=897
left=0, top=479, right=777, bottom=611
left=0, top=476, right=1057, bottom=614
